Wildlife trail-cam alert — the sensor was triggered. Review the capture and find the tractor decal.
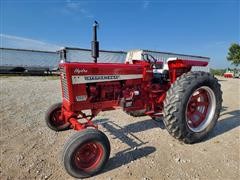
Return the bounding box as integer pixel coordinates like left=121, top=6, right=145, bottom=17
left=71, top=74, right=143, bottom=84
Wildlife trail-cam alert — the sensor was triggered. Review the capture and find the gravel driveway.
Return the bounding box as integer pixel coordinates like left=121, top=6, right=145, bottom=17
left=0, top=76, right=239, bottom=180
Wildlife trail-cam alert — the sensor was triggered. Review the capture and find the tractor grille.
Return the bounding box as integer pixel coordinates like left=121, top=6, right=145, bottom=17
left=60, top=67, right=69, bottom=100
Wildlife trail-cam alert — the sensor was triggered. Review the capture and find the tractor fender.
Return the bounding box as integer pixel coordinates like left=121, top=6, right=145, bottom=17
left=166, top=58, right=209, bottom=83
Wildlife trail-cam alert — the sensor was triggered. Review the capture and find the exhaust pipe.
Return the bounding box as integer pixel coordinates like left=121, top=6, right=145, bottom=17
left=92, top=21, right=99, bottom=63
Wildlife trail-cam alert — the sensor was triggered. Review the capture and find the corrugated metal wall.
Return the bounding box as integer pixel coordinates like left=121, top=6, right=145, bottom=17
left=0, top=48, right=127, bottom=72
left=64, top=48, right=126, bottom=63
left=0, top=47, right=210, bottom=72
left=0, top=48, right=59, bottom=71
left=142, top=50, right=209, bottom=62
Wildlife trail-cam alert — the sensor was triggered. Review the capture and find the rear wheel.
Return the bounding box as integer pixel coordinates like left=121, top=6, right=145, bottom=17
left=163, top=71, right=222, bottom=143
left=45, top=102, right=70, bottom=131
left=185, top=86, right=216, bottom=132
left=63, top=129, right=110, bottom=178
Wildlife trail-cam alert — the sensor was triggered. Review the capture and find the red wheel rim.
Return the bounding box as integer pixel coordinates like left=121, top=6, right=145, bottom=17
left=73, top=142, right=103, bottom=170
left=187, top=88, right=209, bottom=128
left=51, top=109, right=65, bottom=127
left=185, top=86, right=216, bottom=132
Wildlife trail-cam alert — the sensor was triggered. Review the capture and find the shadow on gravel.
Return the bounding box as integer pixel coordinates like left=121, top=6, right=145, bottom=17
left=221, top=106, right=228, bottom=112
left=206, top=109, right=240, bottom=140
left=104, top=146, right=156, bottom=173
left=94, top=118, right=159, bottom=173
left=94, top=118, right=164, bottom=148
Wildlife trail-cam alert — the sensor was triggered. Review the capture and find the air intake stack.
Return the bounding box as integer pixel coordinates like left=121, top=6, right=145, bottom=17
left=92, top=21, right=99, bottom=63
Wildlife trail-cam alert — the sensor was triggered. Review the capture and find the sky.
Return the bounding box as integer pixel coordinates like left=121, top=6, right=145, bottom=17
left=1, top=0, right=239, bottom=68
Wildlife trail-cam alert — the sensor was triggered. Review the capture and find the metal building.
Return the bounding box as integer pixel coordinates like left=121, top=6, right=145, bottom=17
left=0, top=47, right=59, bottom=73
left=59, top=47, right=126, bottom=63
left=0, top=47, right=210, bottom=73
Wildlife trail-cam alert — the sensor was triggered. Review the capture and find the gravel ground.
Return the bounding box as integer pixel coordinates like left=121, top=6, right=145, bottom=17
left=0, top=75, right=239, bottom=180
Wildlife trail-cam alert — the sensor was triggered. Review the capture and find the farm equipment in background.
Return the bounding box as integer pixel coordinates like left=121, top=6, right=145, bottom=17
left=224, top=68, right=234, bottom=78
left=224, top=68, right=240, bottom=78
left=45, top=22, right=222, bottom=178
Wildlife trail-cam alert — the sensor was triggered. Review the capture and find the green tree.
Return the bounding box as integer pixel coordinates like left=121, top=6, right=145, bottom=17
left=227, top=43, right=240, bottom=66
left=210, top=68, right=225, bottom=76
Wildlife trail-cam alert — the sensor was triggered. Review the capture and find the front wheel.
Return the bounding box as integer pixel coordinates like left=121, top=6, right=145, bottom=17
left=163, top=71, right=222, bottom=144
left=63, top=129, right=110, bottom=178
left=45, top=102, right=70, bottom=131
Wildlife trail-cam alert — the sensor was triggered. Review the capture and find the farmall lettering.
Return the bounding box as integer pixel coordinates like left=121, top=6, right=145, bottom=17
left=46, top=22, right=222, bottom=179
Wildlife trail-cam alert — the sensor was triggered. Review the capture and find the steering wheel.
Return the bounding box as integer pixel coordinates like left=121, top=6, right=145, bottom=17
left=142, top=53, right=157, bottom=65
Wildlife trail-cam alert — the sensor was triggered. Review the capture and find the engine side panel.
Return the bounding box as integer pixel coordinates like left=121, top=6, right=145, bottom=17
left=59, top=62, right=147, bottom=112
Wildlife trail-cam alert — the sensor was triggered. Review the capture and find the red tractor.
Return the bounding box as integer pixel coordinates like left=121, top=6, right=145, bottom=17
left=46, top=22, right=222, bottom=178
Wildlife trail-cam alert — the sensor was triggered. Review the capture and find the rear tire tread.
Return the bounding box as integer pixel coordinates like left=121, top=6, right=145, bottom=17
left=163, top=71, right=222, bottom=144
